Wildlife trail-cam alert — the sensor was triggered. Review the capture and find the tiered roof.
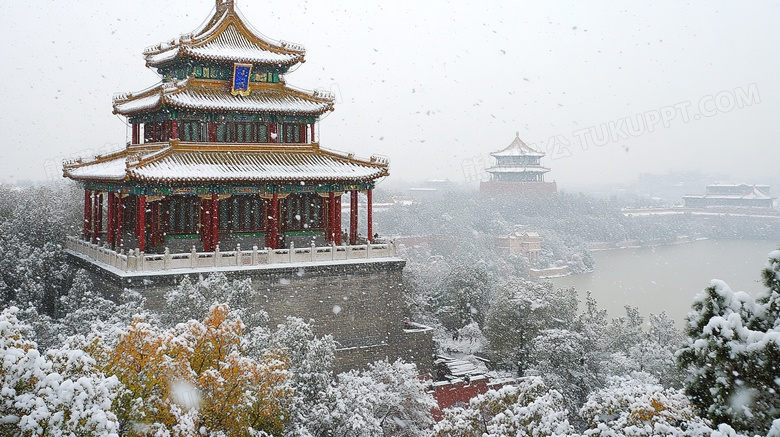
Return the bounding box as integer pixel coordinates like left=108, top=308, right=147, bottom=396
left=64, top=142, right=388, bottom=183
left=113, top=79, right=334, bottom=116
left=486, top=132, right=550, bottom=175
left=490, top=132, right=545, bottom=158
left=64, top=0, right=388, bottom=186
left=143, top=0, right=305, bottom=69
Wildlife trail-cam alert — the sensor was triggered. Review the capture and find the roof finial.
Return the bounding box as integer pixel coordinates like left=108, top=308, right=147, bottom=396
left=515, top=131, right=520, bottom=138
left=216, top=0, right=234, bottom=13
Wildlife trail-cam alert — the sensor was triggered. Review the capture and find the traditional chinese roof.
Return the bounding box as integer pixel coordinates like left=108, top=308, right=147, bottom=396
left=143, top=0, right=305, bottom=69
left=113, top=78, right=334, bottom=116
left=63, top=142, right=389, bottom=184
left=490, top=132, right=545, bottom=158
left=684, top=185, right=775, bottom=201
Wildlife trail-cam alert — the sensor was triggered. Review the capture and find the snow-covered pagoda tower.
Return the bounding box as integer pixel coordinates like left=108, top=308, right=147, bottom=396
left=60, top=0, right=432, bottom=375
left=480, top=133, right=557, bottom=196
left=63, top=0, right=388, bottom=256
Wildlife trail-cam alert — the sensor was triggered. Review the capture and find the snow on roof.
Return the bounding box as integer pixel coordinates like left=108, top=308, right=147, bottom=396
left=490, top=132, right=545, bottom=158
left=167, top=84, right=332, bottom=115
left=64, top=143, right=388, bottom=183
left=113, top=81, right=333, bottom=116
left=144, top=3, right=304, bottom=68
left=183, top=23, right=301, bottom=65
left=113, top=93, right=162, bottom=115
left=485, top=165, right=550, bottom=173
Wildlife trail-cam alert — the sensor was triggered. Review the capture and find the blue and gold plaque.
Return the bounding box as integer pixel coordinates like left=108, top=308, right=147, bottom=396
left=231, top=63, right=252, bottom=96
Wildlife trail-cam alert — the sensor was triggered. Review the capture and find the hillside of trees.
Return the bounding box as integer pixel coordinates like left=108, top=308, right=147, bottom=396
left=1, top=183, right=778, bottom=436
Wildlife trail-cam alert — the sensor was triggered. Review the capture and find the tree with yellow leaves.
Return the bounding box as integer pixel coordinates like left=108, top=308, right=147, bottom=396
left=90, top=303, right=291, bottom=436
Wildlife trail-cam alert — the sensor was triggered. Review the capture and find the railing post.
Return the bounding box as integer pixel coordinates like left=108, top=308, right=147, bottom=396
left=164, top=247, right=171, bottom=270
left=252, top=245, right=258, bottom=265
left=289, top=241, right=294, bottom=263
left=311, top=242, right=316, bottom=261
left=191, top=245, right=197, bottom=268
left=236, top=244, right=242, bottom=266
left=214, top=245, right=220, bottom=267
left=346, top=245, right=352, bottom=259
left=138, top=250, right=145, bottom=271
left=331, top=242, right=336, bottom=260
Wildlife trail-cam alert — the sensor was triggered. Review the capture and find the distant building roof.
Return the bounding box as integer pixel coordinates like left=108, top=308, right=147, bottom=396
left=490, top=132, right=545, bottom=158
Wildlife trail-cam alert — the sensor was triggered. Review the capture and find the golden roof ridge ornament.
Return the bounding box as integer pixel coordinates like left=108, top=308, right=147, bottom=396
left=217, top=0, right=234, bottom=13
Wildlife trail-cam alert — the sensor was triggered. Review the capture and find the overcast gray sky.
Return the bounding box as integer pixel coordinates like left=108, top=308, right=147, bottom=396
left=2, top=0, right=779, bottom=189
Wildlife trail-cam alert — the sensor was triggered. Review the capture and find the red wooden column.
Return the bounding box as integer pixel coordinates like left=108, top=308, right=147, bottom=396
left=310, top=123, right=315, bottom=143
left=367, top=189, right=373, bottom=242
left=106, top=193, right=115, bottom=247
left=211, top=193, right=219, bottom=250
left=96, top=193, right=104, bottom=243
left=132, top=124, right=140, bottom=144
left=334, top=194, right=342, bottom=245
left=327, top=191, right=335, bottom=243
left=83, top=189, right=93, bottom=241
left=170, top=120, right=179, bottom=140
left=349, top=190, right=358, bottom=245
left=208, top=122, right=217, bottom=142
left=137, top=195, right=146, bottom=252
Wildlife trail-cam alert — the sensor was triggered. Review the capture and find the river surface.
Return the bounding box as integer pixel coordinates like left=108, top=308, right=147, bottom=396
left=549, top=240, right=779, bottom=328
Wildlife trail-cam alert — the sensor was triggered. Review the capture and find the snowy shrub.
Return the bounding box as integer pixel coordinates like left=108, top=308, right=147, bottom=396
left=0, top=306, right=120, bottom=436
left=310, top=359, right=436, bottom=437
left=434, top=376, right=574, bottom=436
left=580, top=373, right=712, bottom=436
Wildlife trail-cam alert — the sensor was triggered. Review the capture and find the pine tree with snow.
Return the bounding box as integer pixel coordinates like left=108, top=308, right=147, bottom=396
left=678, top=250, right=780, bottom=436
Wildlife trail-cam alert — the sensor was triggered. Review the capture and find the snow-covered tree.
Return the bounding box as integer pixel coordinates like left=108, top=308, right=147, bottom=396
left=269, top=316, right=336, bottom=436
left=162, top=273, right=266, bottom=330
left=310, top=359, right=435, bottom=436
left=0, top=306, right=120, bottom=436
left=580, top=373, right=712, bottom=436
left=604, top=308, right=684, bottom=388
left=93, top=303, right=292, bottom=436
left=434, top=376, right=574, bottom=437
left=678, top=251, right=780, bottom=437
left=483, top=279, right=578, bottom=371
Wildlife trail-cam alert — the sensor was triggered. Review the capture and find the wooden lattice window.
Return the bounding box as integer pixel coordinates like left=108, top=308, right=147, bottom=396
left=181, top=121, right=203, bottom=142
left=166, top=196, right=198, bottom=235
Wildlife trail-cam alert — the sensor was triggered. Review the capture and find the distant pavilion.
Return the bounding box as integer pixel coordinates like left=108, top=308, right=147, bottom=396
left=480, top=133, right=557, bottom=196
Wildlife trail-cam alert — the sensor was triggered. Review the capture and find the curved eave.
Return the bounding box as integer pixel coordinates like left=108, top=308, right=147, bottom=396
left=125, top=172, right=387, bottom=184
left=114, top=82, right=334, bottom=117
left=146, top=47, right=304, bottom=69
left=143, top=9, right=305, bottom=69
